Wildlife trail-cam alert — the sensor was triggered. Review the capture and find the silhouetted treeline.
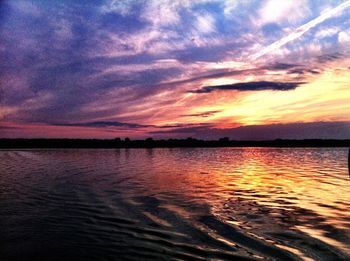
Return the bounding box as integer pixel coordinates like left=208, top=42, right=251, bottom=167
left=0, top=138, right=349, bottom=148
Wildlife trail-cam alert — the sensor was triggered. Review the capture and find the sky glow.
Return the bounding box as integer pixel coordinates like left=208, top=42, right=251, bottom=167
left=0, top=0, right=350, bottom=139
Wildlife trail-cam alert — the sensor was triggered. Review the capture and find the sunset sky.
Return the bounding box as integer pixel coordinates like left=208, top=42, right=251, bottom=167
left=1, top=0, right=350, bottom=139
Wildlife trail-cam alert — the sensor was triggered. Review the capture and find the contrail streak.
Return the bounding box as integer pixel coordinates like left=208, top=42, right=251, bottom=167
left=250, top=0, right=350, bottom=60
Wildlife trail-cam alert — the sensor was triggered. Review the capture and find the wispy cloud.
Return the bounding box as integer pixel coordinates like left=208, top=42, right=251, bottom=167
left=250, top=0, right=350, bottom=60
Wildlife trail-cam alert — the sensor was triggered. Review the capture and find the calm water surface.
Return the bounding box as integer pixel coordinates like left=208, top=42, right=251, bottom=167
left=1, top=148, right=349, bottom=260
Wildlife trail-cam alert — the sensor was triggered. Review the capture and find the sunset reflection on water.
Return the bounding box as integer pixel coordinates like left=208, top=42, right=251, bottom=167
left=1, top=148, right=349, bottom=260
left=122, top=147, right=350, bottom=254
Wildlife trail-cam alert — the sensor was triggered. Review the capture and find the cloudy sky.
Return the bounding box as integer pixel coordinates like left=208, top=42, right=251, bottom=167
left=1, top=0, right=350, bottom=139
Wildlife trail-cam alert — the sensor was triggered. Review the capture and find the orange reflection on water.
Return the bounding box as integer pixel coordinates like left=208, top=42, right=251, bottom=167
left=122, top=148, right=350, bottom=254
left=173, top=148, right=350, bottom=254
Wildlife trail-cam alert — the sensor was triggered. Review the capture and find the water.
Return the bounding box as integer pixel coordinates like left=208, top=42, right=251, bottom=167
left=0, top=148, right=349, bottom=260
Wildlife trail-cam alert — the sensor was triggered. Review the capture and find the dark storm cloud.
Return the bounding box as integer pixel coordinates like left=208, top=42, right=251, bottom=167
left=151, top=125, right=213, bottom=134
left=156, top=123, right=213, bottom=129
left=190, top=81, right=305, bottom=93
left=288, top=69, right=320, bottom=75
left=182, top=110, right=222, bottom=117
left=54, top=121, right=151, bottom=129
left=265, top=63, right=300, bottom=70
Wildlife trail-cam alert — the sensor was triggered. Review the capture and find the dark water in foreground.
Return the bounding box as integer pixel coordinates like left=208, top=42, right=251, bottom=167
left=1, top=148, right=349, bottom=260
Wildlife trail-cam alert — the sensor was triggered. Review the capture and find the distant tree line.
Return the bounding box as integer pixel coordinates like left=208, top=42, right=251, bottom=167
left=0, top=138, right=349, bottom=148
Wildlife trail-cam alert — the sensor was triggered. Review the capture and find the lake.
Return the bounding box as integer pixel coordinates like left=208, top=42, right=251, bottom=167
left=1, top=148, right=349, bottom=260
